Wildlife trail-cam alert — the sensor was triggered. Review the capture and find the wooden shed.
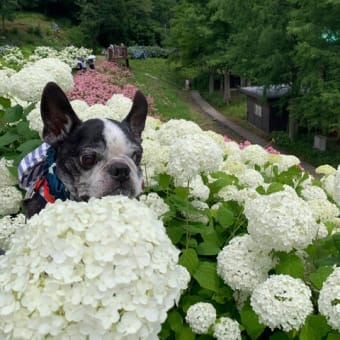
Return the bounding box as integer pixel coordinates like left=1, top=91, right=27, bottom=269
left=239, top=86, right=290, bottom=134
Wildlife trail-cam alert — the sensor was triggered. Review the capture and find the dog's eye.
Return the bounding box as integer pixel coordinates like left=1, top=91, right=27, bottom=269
left=132, top=151, right=142, bottom=164
left=80, top=153, right=97, bottom=168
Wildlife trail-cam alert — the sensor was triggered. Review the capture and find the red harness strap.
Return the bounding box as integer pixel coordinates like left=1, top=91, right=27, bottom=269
left=34, top=178, right=56, bottom=203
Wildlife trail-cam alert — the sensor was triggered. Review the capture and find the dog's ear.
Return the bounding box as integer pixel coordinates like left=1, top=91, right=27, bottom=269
left=40, top=82, right=81, bottom=146
left=123, top=90, right=148, bottom=142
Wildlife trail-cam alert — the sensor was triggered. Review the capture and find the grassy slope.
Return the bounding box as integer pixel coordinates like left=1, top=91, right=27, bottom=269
left=128, top=58, right=233, bottom=135
left=2, top=12, right=77, bottom=53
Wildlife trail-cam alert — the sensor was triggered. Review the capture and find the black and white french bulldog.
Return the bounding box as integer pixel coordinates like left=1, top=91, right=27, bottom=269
left=23, top=82, right=148, bottom=218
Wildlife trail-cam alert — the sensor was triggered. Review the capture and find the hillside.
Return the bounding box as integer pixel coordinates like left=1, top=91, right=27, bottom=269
left=1, top=12, right=82, bottom=53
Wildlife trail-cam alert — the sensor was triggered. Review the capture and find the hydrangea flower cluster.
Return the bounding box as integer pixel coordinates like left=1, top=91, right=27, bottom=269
left=0, top=214, right=25, bottom=251
left=185, top=302, right=241, bottom=339
left=8, top=65, right=55, bottom=102
left=213, top=317, right=242, bottom=340
left=0, top=158, right=22, bottom=217
left=167, top=133, right=223, bottom=183
left=139, top=192, right=170, bottom=219
left=217, top=234, right=275, bottom=292
left=28, top=45, right=93, bottom=68
left=185, top=302, right=216, bottom=334
left=244, top=187, right=320, bottom=251
left=0, top=197, right=190, bottom=339
left=250, top=275, right=313, bottom=331
left=318, top=266, right=340, bottom=332
left=8, top=58, right=73, bottom=102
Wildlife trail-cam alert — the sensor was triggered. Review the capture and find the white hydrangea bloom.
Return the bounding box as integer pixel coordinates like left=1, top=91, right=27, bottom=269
left=26, top=103, right=42, bottom=136
left=315, top=164, right=336, bottom=176
left=213, top=317, right=242, bottom=340
left=307, top=199, right=339, bottom=223
left=0, top=70, right=8, bottom=96
left=217, top=185, right=240, bottom=202
left=142, top=139, right=169, bottom=184
left=334, top=165, right=340, bottom=206
left=187, top=175, right=210, bottom=201
left=236, top=187, right=261, bottom=204
left=233, top=290, right=250, bottom=311
left=81, top=104, right=111, bottom=121
left=143, top=116, right=162, bottom=140
left=139, top=192, right=169, bottom=219
left=0, top=214, right=25, bottom=251
left=70, top=99, right=89, bottom=116
left=217, top=234, right=275, bottom=292
left=220, top=159, right=246, bottom=176
left=167, top=133, right=223, bottom=183
left=188, top=200, right=209, bottom=224
left=318, top=266, right=340, bottom=332
left=301, top=185, right=328, bottom=201
left=106, top=93, right=133, bottom=121
left=157, top=119, right=202, bottom=145
left=224, top=141, right=241, bottom=156
left=0, top=197, right=190, bottom=339
left=241, top=144, right=268, bottom=167
left=270, top=154, right=301, bottom=173
left=8, top=66, right=56, bottom=102
left=244, top=187, right=319, bottom=251
left=33, top=58, right=74, bottom=92
left=238, top=168, right=264, bottom=188
left=321, top=174, right=335, bottom=198
left=316, top=223, right=329, bottom=239
left=0, top=158, right=17, bottom=187
left=251, top=275, right=313, bottom=332
left=2, top=67, right=16, bottom=77
left=0, top=186, right=22, bottom=216
left=185, top=302, right=216, bottom=334
left=204, top=130, right=229, bottom=153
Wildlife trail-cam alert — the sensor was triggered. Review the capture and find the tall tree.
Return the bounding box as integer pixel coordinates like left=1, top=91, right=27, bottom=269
left=0, top=0, right=18, bottom=31
left=288, top=0, right=340, bottom=137
left=76, top=0, right=155, bottom=47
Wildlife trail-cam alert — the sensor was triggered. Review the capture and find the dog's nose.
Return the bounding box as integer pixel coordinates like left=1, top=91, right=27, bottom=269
left=110, top=162, right=130, bottom=182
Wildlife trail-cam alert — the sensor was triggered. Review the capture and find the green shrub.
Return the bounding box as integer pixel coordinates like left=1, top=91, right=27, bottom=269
left=27, top=25, right=42, bottom=36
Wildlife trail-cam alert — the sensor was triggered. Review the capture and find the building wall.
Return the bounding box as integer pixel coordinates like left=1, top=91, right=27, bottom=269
left=246, top=96, right=288, bottom=134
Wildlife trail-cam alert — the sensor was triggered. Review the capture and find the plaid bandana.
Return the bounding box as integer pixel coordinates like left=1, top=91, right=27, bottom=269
left=18, top=143, right=70, bottom=202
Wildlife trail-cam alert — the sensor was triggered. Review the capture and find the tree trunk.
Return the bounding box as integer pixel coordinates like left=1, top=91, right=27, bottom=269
left=209, top=70, right=214, bottom=94
left=241, top=78, right=250, bottom=87
left=223, top=68, right=231, bottom=104
left=288, top=114, right=298, bottom=141
left=2, top=15, right=5, bottom=32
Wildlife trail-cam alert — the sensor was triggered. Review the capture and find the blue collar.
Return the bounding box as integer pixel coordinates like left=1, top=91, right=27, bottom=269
left=43, top=147, right=70, bottom=201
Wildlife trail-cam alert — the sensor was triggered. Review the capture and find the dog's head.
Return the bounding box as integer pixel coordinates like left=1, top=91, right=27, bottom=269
left=40, top=82, right=148, bottom=201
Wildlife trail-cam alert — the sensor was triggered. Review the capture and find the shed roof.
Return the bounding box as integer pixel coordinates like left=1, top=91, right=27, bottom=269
left=239, top=85, right=290, bottom=99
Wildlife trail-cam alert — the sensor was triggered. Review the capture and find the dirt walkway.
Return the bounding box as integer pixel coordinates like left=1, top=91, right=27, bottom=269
left=190, top=90, right=317, bottom=177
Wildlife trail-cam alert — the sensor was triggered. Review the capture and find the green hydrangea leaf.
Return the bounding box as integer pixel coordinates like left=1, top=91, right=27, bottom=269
left=300, top=315, right=331, bottom=340
left=266, top=182, right=285, bottom=194
left=17, top=139, right=42, bottom=153
left=197, top=241, right=220, bottom=255
left=168, top=310, right=183, bottom=333
left=240, top=301, right=265, bottom=340
left=178, top=326, right=195, bottom=340
left=275, top=252, right=304, bottom=279
left=309, top=266, right=334, bottom=290
left=0, top=96, right=11, bottom=108
left=193, top=262, right=220, bottom=292
left=215, top=206, right=235, bottom=228
left=269, top=331, right=291, bottom=340
left=4, top=105, right=23, bottom=123
left=0, top=131, right=19, bottom=147
left=157, top=173, right=172, bottom=190
left=179, top=248, right=199, bottom=275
